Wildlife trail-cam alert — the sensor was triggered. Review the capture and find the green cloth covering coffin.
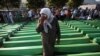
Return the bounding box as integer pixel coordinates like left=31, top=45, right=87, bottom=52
left=0, top=43, right=100, bottom=55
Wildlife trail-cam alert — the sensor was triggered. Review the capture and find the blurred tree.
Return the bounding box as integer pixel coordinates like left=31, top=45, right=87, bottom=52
left=27, top=0, right=45, bottom=9
left=10, top=0, right=21, bottom=8
left=0, top=0, right=4, bottom=8
left=0, top=0, right=20, bottom=8
left=47, top=0, right=68, bottom=8
left=67, top=0, right=84, bottom=8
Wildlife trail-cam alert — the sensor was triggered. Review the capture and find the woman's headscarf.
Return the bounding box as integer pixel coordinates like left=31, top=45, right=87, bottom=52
left=40, top=8, right=54, bottom=33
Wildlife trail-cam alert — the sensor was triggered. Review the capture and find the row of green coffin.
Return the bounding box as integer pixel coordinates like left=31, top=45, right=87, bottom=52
left=67, top=21, right=100, bottom=33
left=68, top=52, right=100, bottom=56
left=21, top=27, right=74, bottom=31
left=4, top=25, right=84, bottom=47
left=4, top=37, right=90, bottom=47
left=68, top=24, right=100, bottom=33
left=79, top=29, right=100, bottom=33
left=6, top=31, right=100, bottom=47
left=17, top=25, right=78, bottom=33
left=69, top=24, right=93, bottom=29
left=0, top=32, right=10, bottom=41
left=14, top=33, right=83, bottom=40
left=0, top=24, right=25, bottom=35
left=83, top=21, right=100, bottom=33
left=69, top=24, right=92, bottom=27
left=0, top=24, right=8, bottom=27
left=64, top=21, right=100, bottom=41
left=83, top=20, right=100, bottom=27
left=20, top=27, right=76, bottom=31
left=0, top=24, right=20, bottom=42
left=0, top=23, right=26, bottom=46
left=93, top=38, right=100, bottom=44
left=86, top=33, right=100, bottom=39
left=15, top=30, right=81, bottom=36
left=67, top=22, right=100, bottom=38
left=4, top=30, right=84, bottom=47
left=0, top=25, right=24, bottom=38
left=0, top=22, right=35, bottom=37
left=0, top=23, right=36, bottom=38
left=0, top=22, right=79, bottom=44
left=74, top=20, right=100, bottom=27
left=0, top=22, right=100, bottom=55
left=0, top=22, right=36, bottom=36
left=67, top=24, right=97, bottom=33
left=17, top=24, right=78, bottom=30
left=0, top=30, right=17, bottom=46
left=66, top=21, right=99, bottom=30
left=66, top=21, right=92, bottom=27
left=2, top=52, right=100, bottom=56
left=0, top=28, right=19, bottom=42
left=17, top=30, right=79, bottom=34
left=18, top=26, right=100, bottom=35
left=0, top=43, right=100, bottom=55
left=11, top=33, right=83, bottom=41
left=67, top=22, right=100, bottom=37
left=19, top=29, right=77, bottom=33
left=15, top=26, right=82, bottom=36
left=27, top=52, right=100, bottom=56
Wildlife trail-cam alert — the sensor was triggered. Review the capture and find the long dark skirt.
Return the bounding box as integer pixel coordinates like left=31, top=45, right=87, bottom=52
left=41, top=18, right=59, bottom=56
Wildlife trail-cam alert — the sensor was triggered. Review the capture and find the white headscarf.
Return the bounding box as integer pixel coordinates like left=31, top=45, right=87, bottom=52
left=40, top=8, right=54, bottom=33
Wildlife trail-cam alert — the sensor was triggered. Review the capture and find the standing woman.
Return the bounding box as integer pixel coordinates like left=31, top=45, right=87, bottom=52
left=36, top=8, right=61, bottom=56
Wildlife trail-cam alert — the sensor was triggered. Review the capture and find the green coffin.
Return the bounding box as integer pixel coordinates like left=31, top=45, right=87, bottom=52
left=17, top=30, right=36, bottom=33
left=14, top=32, right=38, bottom=36
left=21, top=28, right=36, bottom=30
left=24, top=25, right=36, bottom=27
left=81, top=30, right=100, bottom=33
left=22, top=27, right=36, bottom=29
left=69, top=24, right=89, bottom=26
left=61, top=31, right=79, bottom=33
left=4, top=37, right=90, bottom=47
left=4, top=39, right=42, bottom=47
left=17, top=31, right=79, bottom=34
left=12, top=33, right=84, bottom=39
left=61, top=33, right=83, bottom=38
left=60, top=28, right=74, bottom=30
left=67, top=22, right=84, bottom=24
left=77, top=28, right=96, bottom=30
left=19, top=30, right=36, bottom=32
left=93, top=37, right=100, bottom=44
left=86, top=33, right=100, bottom=39
left=68, top=52, right=100, bottom=56
left=55, top=43, right=100, bottom=53
left=69, top=25, right=92, bottom=28
left=0, top=33, right=9, bottom=38
left=0, top=43, right=100, bottom=55
left=0, top=37, right=3, bottom=46
left=11, top=35, right=41, bottom=41
left=0, top=46, right=42, bottom=55
left=14, top=33, right=83, bottom=38
left=15, top=30, right=80, bottom=36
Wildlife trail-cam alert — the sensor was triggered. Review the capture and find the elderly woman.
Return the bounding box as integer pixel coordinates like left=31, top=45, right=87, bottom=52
left=36, top=8, right=61, bottom=56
